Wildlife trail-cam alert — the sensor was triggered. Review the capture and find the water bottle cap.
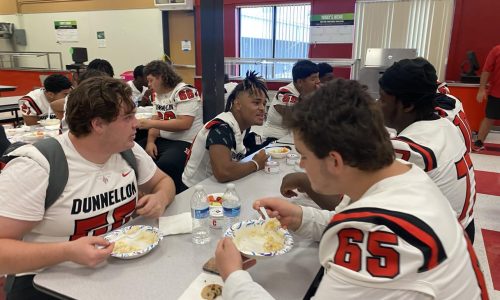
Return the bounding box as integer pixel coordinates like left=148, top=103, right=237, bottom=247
left=195, top=185, right=203, bottom=190
left=226, top=183, right=235, bottom=189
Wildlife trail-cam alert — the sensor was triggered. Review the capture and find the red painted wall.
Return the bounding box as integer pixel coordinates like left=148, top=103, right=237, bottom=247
left=446, top=0, right=500, bottom=81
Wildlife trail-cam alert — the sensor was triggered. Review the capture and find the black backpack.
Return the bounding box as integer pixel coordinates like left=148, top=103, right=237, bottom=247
left=0, top=137, right=138, bottom=209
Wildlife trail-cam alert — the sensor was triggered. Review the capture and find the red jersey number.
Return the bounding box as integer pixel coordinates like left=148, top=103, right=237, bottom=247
left=70, top=202, right=136, bottom=241
left=178, top=89, right=196, bottom=101
left=334, top=228, right=400, bottom=278
left=158, top=111, right=176, bottom=120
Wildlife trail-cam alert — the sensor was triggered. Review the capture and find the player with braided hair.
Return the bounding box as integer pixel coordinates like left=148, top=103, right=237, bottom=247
left=182, top=71, right=270, bottom=188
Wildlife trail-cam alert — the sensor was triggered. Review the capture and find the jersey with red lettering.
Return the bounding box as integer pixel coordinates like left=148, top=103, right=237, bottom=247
left=0, top=132, right=156, bottom=246
left=435, top=93, right=473, bottom=153
left=153, top=82, right=203, bottom=143
left=18, top=88, right=52, bottom=118
left=298, top=165, right=488, bottom=299
left=263, top=82, right=300, bottom=139
left=391, top=118, right=475, bottom=228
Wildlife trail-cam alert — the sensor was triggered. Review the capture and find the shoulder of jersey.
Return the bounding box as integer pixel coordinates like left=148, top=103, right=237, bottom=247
left=174, top=85, right=200, bottom=102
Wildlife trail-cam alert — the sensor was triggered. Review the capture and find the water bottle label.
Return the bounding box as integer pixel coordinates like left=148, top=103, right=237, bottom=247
left=194, top=207, right=209, bottom=219
left=223, top=206, right=241, bottom=217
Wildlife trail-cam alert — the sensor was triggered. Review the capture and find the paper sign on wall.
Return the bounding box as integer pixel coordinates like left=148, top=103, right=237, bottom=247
left=54, top=21, right=78, bottom=43
left=310, top=13, right=354, bottom=44
left=181, top=40, right=191, bottom=51
left=97, top=31, right=106, bottom=48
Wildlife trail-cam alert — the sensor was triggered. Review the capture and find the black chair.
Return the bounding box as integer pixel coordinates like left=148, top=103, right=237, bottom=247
left=0, top=126, right=11, bottom=156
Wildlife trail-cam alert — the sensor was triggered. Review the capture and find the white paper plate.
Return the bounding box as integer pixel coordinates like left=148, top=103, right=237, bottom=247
left=265, top=146, right=290, bottom=159
left=224, top=219, right=293, bottom=259
left=104, top=225, right=162, bottom=259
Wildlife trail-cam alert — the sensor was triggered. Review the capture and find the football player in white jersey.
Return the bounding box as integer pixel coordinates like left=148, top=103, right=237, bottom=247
left=138, top=60, right=203, bottom=193
left=214, top=79, right=488, bottom=300
left=18, top=74, right=72, bottom=126
left=182, top=71, right=269, bottom=188
left=262, top=60, right=320, bottom=141
left=378, top=58, right=476, bottom=242
left=0, top=77, right=175, bottom=298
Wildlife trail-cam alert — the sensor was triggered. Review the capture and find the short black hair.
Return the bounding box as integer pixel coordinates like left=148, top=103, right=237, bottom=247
left=225, top=71, right=268, bottom=112
left=318, top=63, right=334, bottom=78
left=133, top=65, right=145, bottom=79
left=88, top=58, right=114, bottom=77
left=379, top=57, right=438, bottom=119
left=77, top=69, right=109, bottom=84
left=286, top=78, right=394, bottom=171
left=43, top=74, right=72, bottom=93
left=292, top=60, right=319, bottom=83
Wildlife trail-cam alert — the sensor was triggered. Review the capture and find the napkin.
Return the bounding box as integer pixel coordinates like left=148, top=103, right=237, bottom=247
left=178, top=272, right=224, bottom=300
left=159, top=212, right=192, bottom=236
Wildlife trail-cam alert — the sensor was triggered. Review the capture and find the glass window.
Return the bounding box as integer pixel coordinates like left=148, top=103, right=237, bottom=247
left=239, top=4, right=311, bottom=78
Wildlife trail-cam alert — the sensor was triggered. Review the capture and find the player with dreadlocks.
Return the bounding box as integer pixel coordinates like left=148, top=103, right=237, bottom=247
left=182, top=71, right=270, bottom=188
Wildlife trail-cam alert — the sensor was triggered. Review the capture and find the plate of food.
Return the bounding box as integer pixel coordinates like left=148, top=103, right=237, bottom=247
left=22, top=131, right=47, bottom=141
left=38, top=119, right=60, bottom=129
left=266, top=146, right=290, bottom=159
left=224, top=218, right=293, bottom=259
left=104, top=225, right=162, bottom=259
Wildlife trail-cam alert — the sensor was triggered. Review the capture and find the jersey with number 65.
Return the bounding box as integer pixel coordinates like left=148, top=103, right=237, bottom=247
left=296, top=165, right=488, bottom=299
left=153, top=82, right=203, bottom=143
left=391, top=117, right=475, bottom=228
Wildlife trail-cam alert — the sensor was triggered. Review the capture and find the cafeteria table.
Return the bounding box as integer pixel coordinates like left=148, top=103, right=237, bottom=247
left=33, top=142, right=322, bottom=299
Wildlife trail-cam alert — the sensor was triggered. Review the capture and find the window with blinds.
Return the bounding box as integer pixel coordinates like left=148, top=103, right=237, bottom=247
left=354, top=0, right=455, bottom=79
left=239, top=4, right=311, bottom=78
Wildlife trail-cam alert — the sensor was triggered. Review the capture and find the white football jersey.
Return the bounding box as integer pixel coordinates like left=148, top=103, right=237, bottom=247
left=392, top=118, right=475, bottom=227
left=221, top=165, right=488, bottom=300
left=314, top=165, right=487, bottom=299
left=0, top=132, right=156, bottom=244
left=182, top=112, right=246, bottom=187
left=152, top=82, right=203, bottom=143
left=126, top=80, right=148, bottom=106
left=435, top=94, right=472, bottom=153
left=18, top=88, right=51, bottom=118
left=263, top=82, right=300, bottom=139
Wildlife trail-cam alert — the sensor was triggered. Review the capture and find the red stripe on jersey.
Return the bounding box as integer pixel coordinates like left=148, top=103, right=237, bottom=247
left=205, top=119, right=222, bottom=129
left=464, top=232, right=490, bottom=300
left=328, top=208, right=447, bottom=272
left=395, top=136, right=437, bottom=172
left=19, top=96, right=42, bottom=115
left=453, top=110, right=473, bottom=153
left=394, top=149, right=410, bottom=161
left=455, top=153, right=475, bottom=223
left=434, top=106, right=448, bottom=118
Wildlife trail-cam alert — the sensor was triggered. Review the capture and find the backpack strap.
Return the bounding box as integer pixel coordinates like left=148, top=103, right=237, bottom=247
left=32, top=138, right=69, bottom=209
left=120, top=149, right=138, bottom=179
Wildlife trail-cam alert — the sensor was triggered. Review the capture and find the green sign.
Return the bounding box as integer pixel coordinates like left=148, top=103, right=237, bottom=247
left=54, top=21, right=77, bottom=29
left=310, top=13, right=354, bottom=26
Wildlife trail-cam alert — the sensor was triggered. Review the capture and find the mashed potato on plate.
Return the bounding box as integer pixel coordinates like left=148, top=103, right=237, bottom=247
left=233, top=218, right=285, bottom=253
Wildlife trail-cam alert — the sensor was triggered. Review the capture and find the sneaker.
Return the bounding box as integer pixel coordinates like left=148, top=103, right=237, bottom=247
left=472, top=141, right=485, bottom=152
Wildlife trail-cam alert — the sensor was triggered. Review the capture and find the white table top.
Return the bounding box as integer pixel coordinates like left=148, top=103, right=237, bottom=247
left=33, top=142, right=321, bottom=299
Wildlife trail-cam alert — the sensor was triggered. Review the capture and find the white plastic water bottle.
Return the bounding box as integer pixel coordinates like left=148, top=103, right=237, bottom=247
left=222, top=183, right=241, bottom=233
left=191, top=185, right=210, bottom=244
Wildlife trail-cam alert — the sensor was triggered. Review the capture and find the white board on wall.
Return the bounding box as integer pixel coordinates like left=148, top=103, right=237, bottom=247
left=0, top=9, right=164, bottom=75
